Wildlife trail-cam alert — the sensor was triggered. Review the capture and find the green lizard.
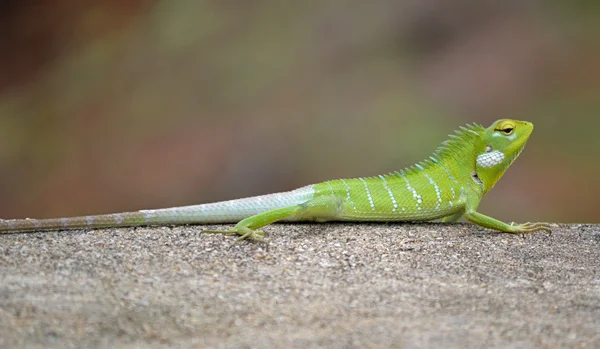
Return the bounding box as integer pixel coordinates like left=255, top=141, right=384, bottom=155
left=0, top=119, right=550, bottom=240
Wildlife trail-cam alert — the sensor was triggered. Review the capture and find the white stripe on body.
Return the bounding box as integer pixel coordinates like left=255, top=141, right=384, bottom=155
left=326, top=182, right=336, bottom=196
left=401, top=173, right=422, bottom=211
left=379, top=175, right=398, bottom=212
left=431, top=158, right=459, bottom=184
left=423, top=173, right=443, bottom=210
left=340, top=179, right=357, bottom=211
left=359, top=178, right=376, bottom=211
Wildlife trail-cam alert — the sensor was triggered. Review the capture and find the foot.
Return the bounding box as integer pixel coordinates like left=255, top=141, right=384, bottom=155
left=508, top=222, right=552, bottom=235
left=203, top=225, right=265, bottom=242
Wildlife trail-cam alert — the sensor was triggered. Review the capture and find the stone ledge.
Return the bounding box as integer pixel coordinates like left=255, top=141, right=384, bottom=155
left=0, top=223, right=598, bottom=348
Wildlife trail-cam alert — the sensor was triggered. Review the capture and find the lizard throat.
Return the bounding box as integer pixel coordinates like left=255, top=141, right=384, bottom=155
left=504, top=143, right=526, bottom=168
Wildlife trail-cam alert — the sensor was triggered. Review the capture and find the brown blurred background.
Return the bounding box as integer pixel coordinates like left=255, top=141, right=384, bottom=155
left=0, top=1, right=598, bottom=223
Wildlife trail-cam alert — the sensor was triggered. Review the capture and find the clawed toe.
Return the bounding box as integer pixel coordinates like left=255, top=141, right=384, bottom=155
left=512, top=222, right=552, bottom=235
left=202, top=227, right=266, bottom=243
left=236, top=229, right=265, bottom=242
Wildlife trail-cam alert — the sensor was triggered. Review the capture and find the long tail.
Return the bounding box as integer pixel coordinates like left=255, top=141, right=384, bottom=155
left=0, top=185, right=315, bottom=233
left=0, top=211, right=149, bottom=233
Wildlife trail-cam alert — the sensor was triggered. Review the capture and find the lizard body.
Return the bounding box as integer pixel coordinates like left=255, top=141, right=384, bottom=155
left=0, top=119, right=550, bottom=240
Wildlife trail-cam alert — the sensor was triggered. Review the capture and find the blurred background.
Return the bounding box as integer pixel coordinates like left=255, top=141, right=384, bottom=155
left=0, top=1, right=598, bottom=223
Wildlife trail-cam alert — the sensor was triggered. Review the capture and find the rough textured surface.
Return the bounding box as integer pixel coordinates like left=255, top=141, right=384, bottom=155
left=0, top=223, right=598, bottom=348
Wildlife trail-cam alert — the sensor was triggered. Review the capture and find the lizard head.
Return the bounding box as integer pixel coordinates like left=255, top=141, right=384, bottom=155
left=475, top=119, right=534, bottom=193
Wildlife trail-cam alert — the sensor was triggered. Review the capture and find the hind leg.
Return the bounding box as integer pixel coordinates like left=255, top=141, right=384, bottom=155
left=203, top=196, right=343, bottom=242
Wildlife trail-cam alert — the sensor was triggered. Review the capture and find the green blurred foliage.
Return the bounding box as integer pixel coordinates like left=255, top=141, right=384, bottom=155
left=0, top=0, right=598, bottom=222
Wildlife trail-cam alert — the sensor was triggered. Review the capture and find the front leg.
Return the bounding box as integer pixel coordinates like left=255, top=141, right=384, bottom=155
left=464, top=211, right=551, bottom=234
left=464, top=195, right=551, bottom=234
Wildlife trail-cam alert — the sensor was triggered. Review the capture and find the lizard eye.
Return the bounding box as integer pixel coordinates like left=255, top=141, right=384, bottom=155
left=494, top=121, right=515, bottom=136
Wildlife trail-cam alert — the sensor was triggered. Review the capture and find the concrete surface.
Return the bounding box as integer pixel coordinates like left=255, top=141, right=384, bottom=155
left=0, top=223, right=598, bottom=348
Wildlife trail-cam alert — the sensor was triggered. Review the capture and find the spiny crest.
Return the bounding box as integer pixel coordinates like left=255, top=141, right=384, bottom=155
left=382, top=122, right=485, bottom=179
left=433, top=122, right=485, bottom=161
